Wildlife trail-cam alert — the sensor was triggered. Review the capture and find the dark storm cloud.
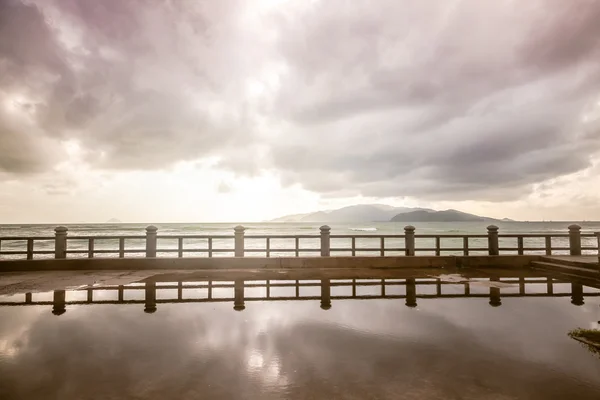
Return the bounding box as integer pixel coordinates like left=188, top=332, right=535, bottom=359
left=0, top=113, right=60, bottom=173
left=268, top=0, right=600, bottom=200
left=0, top=0, right=67, bottom=172
left=0, top=0, right=255, bottom=173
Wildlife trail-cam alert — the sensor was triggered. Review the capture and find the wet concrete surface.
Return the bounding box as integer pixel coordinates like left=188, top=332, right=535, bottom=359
left=1, top=268, right=600, bottom=399
left=0, top=267, right=573, bottom=296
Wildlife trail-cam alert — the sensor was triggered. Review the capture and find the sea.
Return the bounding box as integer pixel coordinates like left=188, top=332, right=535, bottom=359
left=1, top=221, right=599, bottom=259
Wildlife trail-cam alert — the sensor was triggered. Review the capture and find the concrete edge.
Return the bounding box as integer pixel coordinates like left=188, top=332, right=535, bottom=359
left=0, top=255, right=542, bottom=272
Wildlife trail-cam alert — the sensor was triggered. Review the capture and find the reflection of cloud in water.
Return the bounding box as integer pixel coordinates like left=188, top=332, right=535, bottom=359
left=0, top=306, right=45, bottom=360
left=0, top=296, right=600, bottom=399
left=245, top=348, right=288, bottom=389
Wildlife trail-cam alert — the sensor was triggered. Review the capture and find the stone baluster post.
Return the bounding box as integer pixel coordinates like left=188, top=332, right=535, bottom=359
left=54, top=226, right=68, bottom=259
left=404, top=226, right=415, bottom=256
left=487, top=225, right=499, bottom=256
left=595, top=232, right=600, bottom=268
left=146, top=226, right=158, bottom=257
left=568, top=224, right=581, bottom=256
left=234, top=226, right=245, bottom=257
left=320, top=225, right=331, bottom=257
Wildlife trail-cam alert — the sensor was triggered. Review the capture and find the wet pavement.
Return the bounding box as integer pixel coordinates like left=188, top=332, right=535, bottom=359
left=1, top=268, right=600, bottom=399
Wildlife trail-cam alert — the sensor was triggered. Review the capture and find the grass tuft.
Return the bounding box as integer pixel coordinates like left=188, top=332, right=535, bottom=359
left=569, top=328, right=600, bottom=358
left=569, top=328, right=600, bottom=342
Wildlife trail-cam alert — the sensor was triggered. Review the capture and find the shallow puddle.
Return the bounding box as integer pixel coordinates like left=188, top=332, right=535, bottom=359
left=1, top=269, right=600, bottom=399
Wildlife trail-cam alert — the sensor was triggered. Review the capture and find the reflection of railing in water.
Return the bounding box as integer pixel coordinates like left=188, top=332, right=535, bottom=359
left=2, top=277, right=599, bottom=315
left=1, top=224, right=599, bottom=260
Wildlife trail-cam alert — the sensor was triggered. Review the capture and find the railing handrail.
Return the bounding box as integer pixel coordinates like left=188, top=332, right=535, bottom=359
left=1, top=233, right=594, bottom=241
left=244, top=234, right=319, bottom=239
left=0, top=236, right=55, bottom=241
left=66, top=235, right=147, bottom=240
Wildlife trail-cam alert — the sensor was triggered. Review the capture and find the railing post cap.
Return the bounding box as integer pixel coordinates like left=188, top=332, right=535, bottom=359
left=234, top=225, right=246, bottom=232
left=55, top=226, right=68, bottom=233
left=487, top=225, right=499, bottom=232
left=320, top=225, right=331, bottom=232
left=568, top=224, right=581, bottom=231
left=146, top=225, right=158, bottom=233
left=404, top=225, right=415, bottom=232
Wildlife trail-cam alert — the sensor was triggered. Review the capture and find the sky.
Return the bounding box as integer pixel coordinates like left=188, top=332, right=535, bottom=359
left=1, top=0, right=600, bottom=223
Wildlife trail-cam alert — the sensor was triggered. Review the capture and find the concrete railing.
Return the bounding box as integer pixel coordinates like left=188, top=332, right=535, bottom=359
left=0, top=224, right=599, bottom=261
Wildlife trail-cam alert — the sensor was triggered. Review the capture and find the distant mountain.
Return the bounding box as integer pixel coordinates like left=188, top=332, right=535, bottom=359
left=106, top=218, right=122, bottom=223
left=270, top=212, right=313, bottom=222
left=271, top=204, right=433, bottom=223
left=390, top=209, right=499, bottom=222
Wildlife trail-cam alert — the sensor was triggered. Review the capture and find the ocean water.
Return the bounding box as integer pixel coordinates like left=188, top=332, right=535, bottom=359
left=0, top=221, right=599, bottom=259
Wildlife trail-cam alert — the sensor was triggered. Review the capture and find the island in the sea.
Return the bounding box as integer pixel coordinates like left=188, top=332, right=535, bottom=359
left=272, top=204, right=510, bottom=223
left=391, top=209, right=493, bottom=222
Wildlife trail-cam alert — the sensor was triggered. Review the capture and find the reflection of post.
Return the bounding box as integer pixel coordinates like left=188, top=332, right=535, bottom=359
left=52, top=290, right=66, bottom=315
left=571, top=283, right=584, bottom=306
left=405, top=278, right=417, bottom=308
left=320, top=279, right=331, bottom=310
left=234, top=280, right=245, bottom=311
left=144, top=282, right=157, bottom=313
left=489, top=278, right=501, bottom=307
left=518, top=277, right=525, bottom=295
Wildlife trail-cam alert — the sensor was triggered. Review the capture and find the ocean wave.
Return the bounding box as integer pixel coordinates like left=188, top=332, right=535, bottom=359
left=349, top=227, right=377, bottom=232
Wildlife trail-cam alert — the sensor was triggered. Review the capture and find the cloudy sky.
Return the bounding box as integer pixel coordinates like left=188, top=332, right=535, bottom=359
left=1, top=0, right=600, bottom=223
